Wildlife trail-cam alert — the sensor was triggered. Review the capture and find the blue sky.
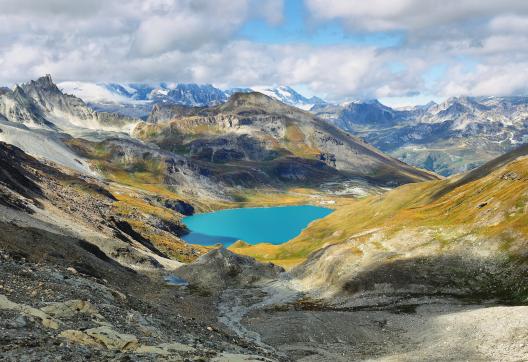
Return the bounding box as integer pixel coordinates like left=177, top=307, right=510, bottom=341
left=236, top=0, right=439, bottom=106
left=1, top=0, right=528, bottom=107
left=238, top=0, right=403, bottom=48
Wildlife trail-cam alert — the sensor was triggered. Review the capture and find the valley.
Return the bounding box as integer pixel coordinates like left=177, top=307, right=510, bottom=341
left=0, top=75, right=527, bottom=361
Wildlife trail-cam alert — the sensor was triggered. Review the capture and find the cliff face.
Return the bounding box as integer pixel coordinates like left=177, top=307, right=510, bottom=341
left=0, top=75, right=138, bottom=132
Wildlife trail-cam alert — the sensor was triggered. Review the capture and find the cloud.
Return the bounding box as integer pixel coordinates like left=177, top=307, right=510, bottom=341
left=302, top=0, right=528, bottom=99
left=305, top=0, right=528, bottom=32
left=130, top=0, right=255, bottom=56
left=0, top=0, right=528, bottom=102
left=439, top=60, right=528, bottom=97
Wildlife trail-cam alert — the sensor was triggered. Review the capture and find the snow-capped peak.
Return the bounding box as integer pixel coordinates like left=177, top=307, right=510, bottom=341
left=249, top=85, right=326, bottom=110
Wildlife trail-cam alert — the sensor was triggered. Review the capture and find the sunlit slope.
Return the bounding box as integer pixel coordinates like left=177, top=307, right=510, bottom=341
left=232, top=144, right=528, bottom=268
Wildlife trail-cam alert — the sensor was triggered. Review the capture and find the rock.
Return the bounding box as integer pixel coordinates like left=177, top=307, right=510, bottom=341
left=136, top=342, right=196, bottom=355
left=175, top=248, right=285, bottom=292
left=60, top=329, right=104, bottom=348
left=212, top=353, right=276, bottom=362
left=61, top=326, right=139, bottom=350
left=61, top=327, right=196, bottom=356
left=501, top=171, right=521, bottom=180
left=0, top=294, right=59, bottom=329
left=86, top=326, right=139, bottom=350
left=41, top=299, right=103, bottom=320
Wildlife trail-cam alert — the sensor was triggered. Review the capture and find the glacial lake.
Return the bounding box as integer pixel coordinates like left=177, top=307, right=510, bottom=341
left=181, top=205, right=333, bottom=246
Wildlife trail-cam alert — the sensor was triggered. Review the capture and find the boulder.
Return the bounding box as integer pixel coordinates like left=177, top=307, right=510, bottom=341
left=175, top=248, right=284, bottom=292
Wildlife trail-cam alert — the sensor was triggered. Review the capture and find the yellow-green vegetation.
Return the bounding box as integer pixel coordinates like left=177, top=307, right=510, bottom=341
left=232, top=155, right=528, bottom=268
left=283, top=123, right=320, bottom=158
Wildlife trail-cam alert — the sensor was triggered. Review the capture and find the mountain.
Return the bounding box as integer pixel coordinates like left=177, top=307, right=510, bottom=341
left=57, top=80, right=528, bottom=177
left=0, top=75, right=138, bottom=133
left=293, top=143, right=528, bottom=298
left=0, top=75, right=139, bottom=174
left=59, top=81, right=329, bottom=118
left=59, top=82, right=228, bottom=119
left=134, top=92, right=437, bottom=188
left=249, top=85, right=327, bottom=110
left=315, top=96, right=528, bottom=176
left=320, top=99, right=405, bottom=130
left=1, top=75, right=435, bottom=200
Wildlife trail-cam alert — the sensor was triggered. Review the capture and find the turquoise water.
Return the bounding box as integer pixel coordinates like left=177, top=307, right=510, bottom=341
left=181, top=205, right=333, bottom=246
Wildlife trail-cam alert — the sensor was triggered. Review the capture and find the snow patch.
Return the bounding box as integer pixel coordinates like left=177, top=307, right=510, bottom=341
left=59, top=82, right=130, bottom=104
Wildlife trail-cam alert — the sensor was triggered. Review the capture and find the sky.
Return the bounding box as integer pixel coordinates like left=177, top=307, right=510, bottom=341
left=1, top=0, right=528, bottom=106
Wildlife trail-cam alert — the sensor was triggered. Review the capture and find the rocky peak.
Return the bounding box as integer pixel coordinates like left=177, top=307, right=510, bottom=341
left=21, top=75, right=62, bottom=97
left=36, top=74, right=55, bottom=87
left=0, top=84, right=53, bottom=128
left=11, top=85, right=27, bottom=99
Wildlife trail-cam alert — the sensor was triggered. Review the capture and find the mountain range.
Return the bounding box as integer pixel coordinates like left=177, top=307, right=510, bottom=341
left=59, top=82, right=328, bottom=118
left=315, top=96, right=528, bottom=176
left=60, top=80, right=528, bottom=177
left=0, top=76, right=434, bottom=194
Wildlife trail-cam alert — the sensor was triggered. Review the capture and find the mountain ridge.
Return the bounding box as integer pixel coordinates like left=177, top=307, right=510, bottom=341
left=315, top=95, right=528, bottom=176
left=135, top=91, right=437, bottom=188
left=59, top=81, right=330, bottom=118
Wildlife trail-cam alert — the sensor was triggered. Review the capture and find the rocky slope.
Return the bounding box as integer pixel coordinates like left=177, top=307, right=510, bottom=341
left=134, top=92, right=437, bottom=189
left=231, top=144, right=528, bottom=275
left=289, top=143, right=528, bottom=302
left=316, top=96, right=528, bottom=176
left=0, top=140, right=283, bottom=360
left=218, top=145, right=528, bottom=361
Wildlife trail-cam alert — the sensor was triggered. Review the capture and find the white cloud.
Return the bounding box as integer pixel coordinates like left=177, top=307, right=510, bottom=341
left=440, top=62, right=528, bottom=97
left=305, top=0, right=528, bottom=31
left=0, top=0, right=528, bottom=102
